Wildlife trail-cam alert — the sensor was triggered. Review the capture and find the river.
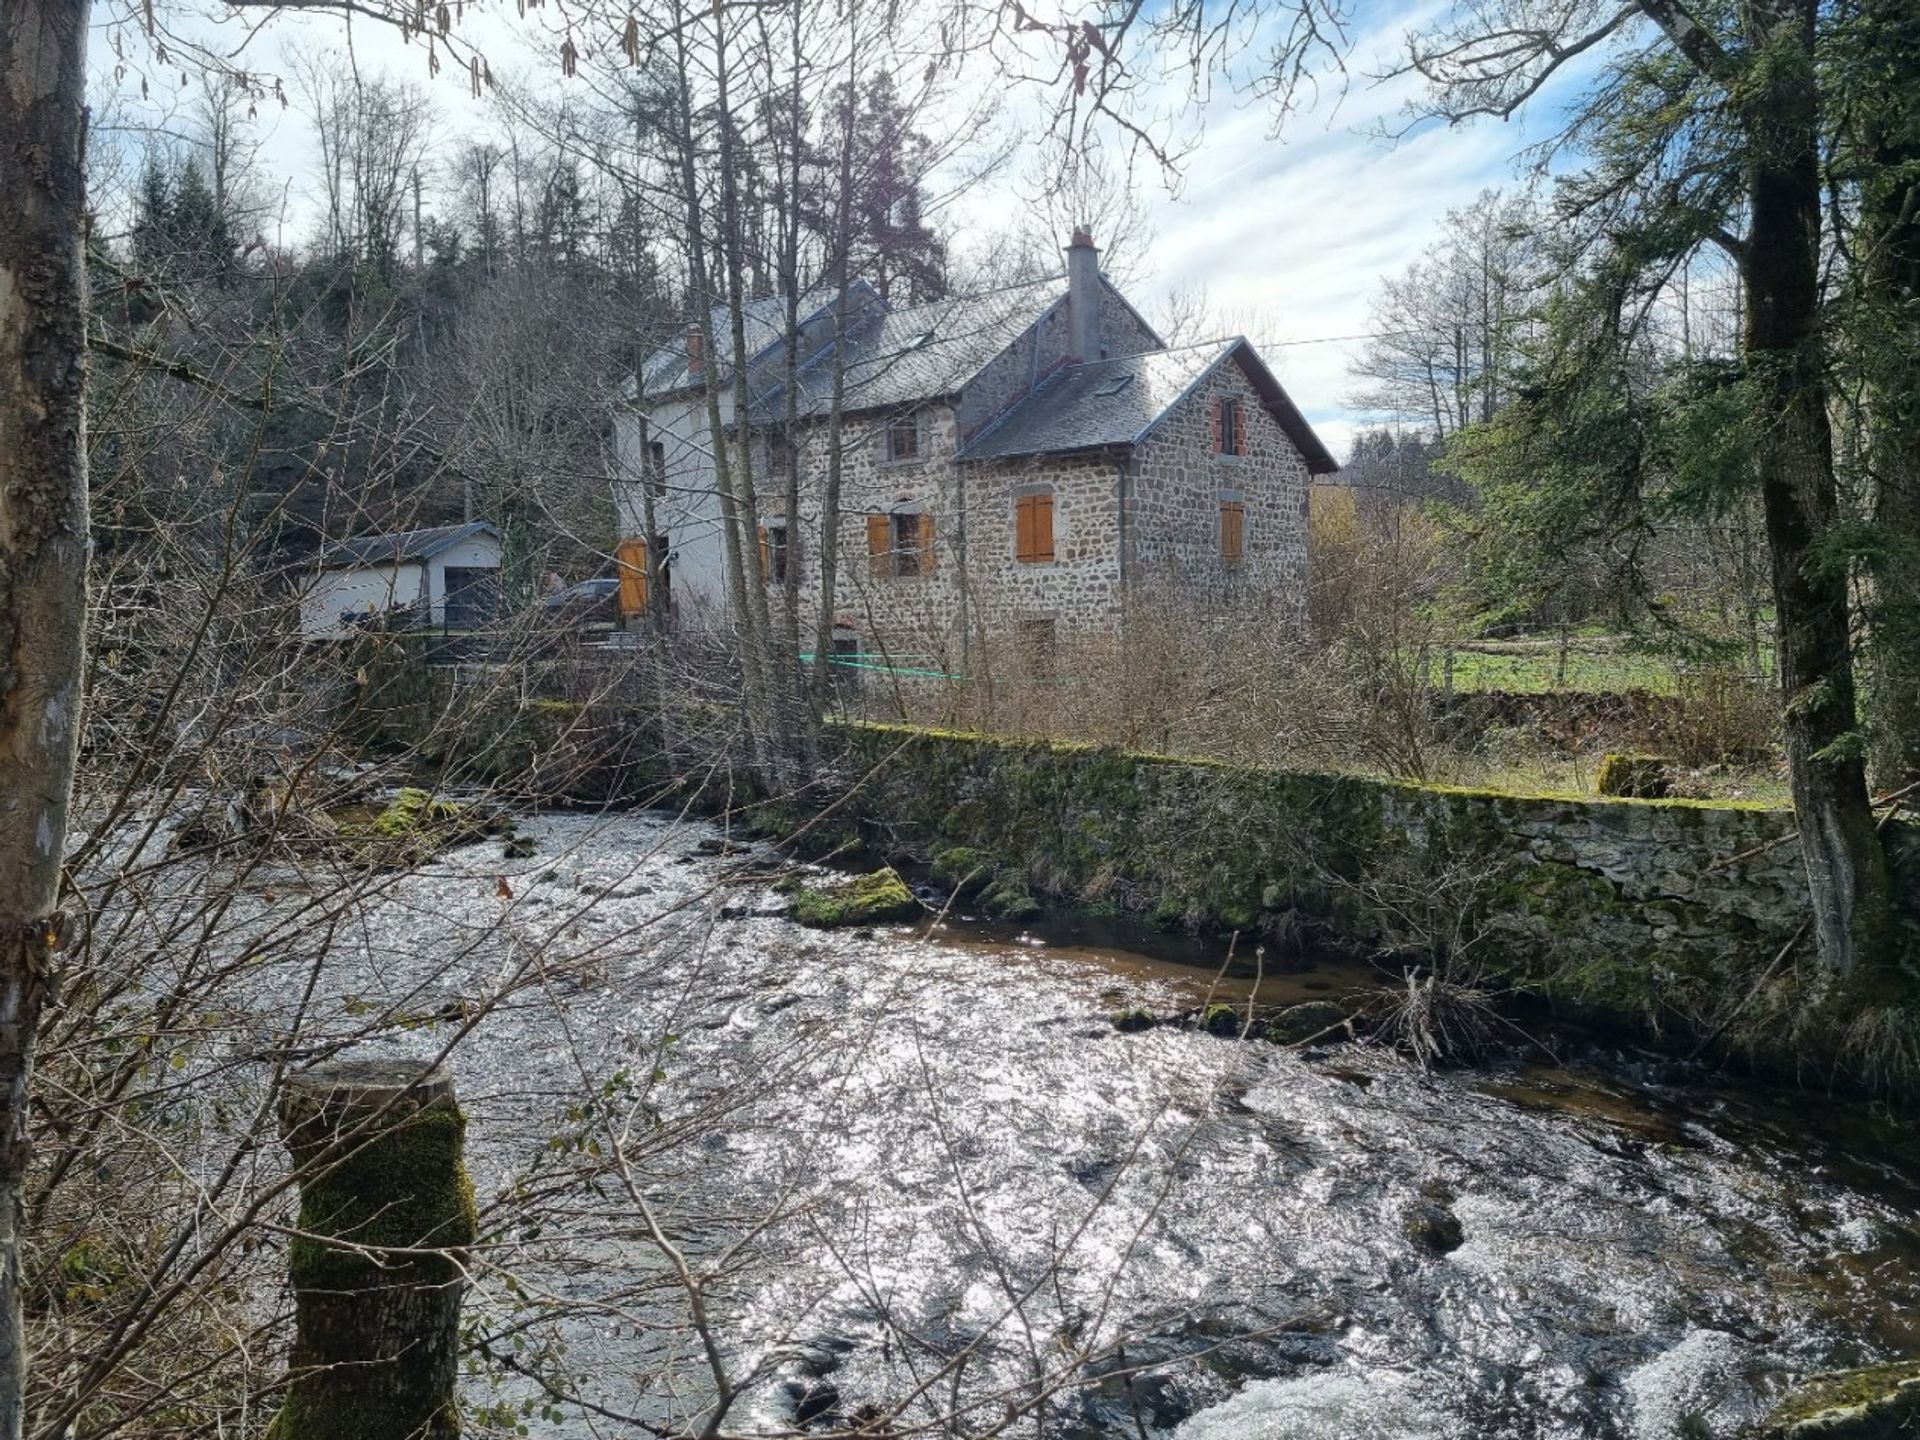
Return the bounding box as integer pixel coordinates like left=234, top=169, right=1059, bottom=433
left=334, top=807, right=1920, bottom=1438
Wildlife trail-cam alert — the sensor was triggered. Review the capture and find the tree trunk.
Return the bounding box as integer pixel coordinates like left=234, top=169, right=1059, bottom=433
left=277, top=1060, right=474, bottom=1440
left=1855, top=0, right=1920, bottom=789
left=1740, top=0, right=1893, bottom=973
left=0, top=1, right=92, bottom=1431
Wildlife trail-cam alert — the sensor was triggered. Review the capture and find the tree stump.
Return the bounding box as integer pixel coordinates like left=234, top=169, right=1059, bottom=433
left=276, top=1060, right=475, bottom=1439
left=1596, top=752, right=1672, bottom=799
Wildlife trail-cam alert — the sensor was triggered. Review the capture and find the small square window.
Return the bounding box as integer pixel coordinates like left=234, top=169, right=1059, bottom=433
left=886, top=416, right=920, bottom=462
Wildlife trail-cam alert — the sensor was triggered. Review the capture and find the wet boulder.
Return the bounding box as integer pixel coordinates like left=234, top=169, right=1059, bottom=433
left=1266, top=1000, right=1350, bottom=1046
left=789, top=867, right=920, bottom=928
left=1746, top=1361, right=1920, bottom=1438
left=1402, top=1200, right=1465, bottom=1256
left=929, top=846, right=994, bottom=899
left=1201, top=1003, right=1245, bottom=1037
left=980, top=875, right=1042, bottom=921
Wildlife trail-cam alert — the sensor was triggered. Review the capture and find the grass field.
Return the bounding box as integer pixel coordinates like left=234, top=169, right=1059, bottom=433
left=1437, top=645, right=1677, bottom=695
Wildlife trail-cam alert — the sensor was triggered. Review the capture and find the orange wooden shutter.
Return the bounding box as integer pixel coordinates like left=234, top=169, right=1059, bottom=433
left=867, top=514, right=892, bottom=577
left=616, top=538, right=650, bottom=617
left=1234, top=400, right=1248, bottom=456
left=1210, top=396, right=1223, bottom=453
left=917, top=512, right=936, bottom=573
left=1016, top=495, right=1056, bottom=562
left=1220, top=501, right=1245, bottom=563
left=1028, top=494, right=1054, bottom=560
left=758, top=526, right=770, bottom=581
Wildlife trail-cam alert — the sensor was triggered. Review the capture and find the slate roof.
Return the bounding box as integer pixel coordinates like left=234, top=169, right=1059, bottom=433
left=634, top=288, right=844, bottom=398
left=957, top=343, right=1229, bottom=460
left=316, top=522, right=500, bottom=569
left=754, top=277, right=1064, bottom=421
left=956, top=338, right=1340, bottom=474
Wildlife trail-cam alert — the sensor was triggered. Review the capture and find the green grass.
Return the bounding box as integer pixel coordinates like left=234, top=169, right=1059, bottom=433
left=1435, top=645, right=1676, bottom=696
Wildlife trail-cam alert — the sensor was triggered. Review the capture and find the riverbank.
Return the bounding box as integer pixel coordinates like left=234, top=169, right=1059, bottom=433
left=341, top=638, right=1920, bottom=1096
left=799, top=725, right=1920, bottom=1098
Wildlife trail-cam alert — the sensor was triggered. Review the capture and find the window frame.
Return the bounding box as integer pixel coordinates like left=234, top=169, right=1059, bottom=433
left=646, top=438, right=667, bottom=498
left=890, top=512, right=923, bottom=576
left=1216, top=398, right=1244, bottom=457
left=884, top=413, right=922, bottom=464
left=761, top=523, right=790, bottom=585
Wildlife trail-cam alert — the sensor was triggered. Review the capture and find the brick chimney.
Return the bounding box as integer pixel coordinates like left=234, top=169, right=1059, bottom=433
left=1066, top=227, right=1100, bottom=364
left=685, top=324, right=705, bottom=379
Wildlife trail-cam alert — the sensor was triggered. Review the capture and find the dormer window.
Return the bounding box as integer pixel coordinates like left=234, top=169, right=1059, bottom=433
left=885, top=414, right=921, bottom=462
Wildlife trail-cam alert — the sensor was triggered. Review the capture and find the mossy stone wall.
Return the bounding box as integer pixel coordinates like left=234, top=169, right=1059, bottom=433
left=834, top=725, right=1919, bottom=1058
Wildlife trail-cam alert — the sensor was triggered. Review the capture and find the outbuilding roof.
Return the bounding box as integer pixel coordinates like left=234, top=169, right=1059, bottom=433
left=955, top=338, right=1340, bottom=474
left=315, top=522, right=500, bottom=569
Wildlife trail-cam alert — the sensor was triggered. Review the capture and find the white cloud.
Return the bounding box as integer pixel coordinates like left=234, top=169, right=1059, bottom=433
left=98, top=0, right=1588, bottom=463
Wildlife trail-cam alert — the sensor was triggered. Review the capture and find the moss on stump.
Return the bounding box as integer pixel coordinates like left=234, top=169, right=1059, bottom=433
left=274, top=1060, right=476, bottom=1440
left=790, top=867, right=919, bottom=928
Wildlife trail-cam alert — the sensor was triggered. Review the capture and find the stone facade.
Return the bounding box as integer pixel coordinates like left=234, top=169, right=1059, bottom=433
left=616, top=260, right=1329, bottom=662
left=1127, top=362, right=1312, bottom=614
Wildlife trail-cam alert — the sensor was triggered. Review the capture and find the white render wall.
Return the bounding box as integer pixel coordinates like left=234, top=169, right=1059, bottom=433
left=612, top=389, right=736, bottom=629
left=298, top=561, right=426, bottom=639
left=296, top=532, right=505, bottom=640
left=424, top=534, right=506, bottom=623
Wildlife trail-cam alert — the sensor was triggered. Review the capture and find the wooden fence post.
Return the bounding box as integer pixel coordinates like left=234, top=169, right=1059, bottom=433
left=276, top=1060, right=475, bottom=1439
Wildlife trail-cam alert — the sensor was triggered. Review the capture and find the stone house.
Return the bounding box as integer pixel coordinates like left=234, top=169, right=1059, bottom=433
left=611, top=232, right=1338, bottom=668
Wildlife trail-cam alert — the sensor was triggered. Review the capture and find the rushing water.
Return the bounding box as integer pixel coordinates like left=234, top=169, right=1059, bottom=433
left=333, top=808, right=1920, bottom=1438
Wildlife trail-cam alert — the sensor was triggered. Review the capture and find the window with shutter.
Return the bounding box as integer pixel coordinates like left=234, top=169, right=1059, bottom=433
left=894, top=514, right=925, bottom=576
left=1216, top=398, right=1243, bottom=456
left=1015, top=493, right=1055, bottom=563
left=1220, top=501, right=1246, bottom=565
left=917, top=510, right=940, bottom=572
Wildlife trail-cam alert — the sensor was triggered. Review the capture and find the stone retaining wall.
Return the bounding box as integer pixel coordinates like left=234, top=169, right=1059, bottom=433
left=832, top=724, right=1919, bottom=1065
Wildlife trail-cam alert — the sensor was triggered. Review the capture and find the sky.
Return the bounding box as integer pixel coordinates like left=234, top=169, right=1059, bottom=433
left=93, top=0, right=1609, bottom=463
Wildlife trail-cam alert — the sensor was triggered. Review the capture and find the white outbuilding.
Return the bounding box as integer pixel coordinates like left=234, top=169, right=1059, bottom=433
left=297, top=522, right=503, bottom=640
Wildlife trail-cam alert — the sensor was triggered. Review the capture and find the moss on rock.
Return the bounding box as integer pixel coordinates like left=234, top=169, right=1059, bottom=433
left=930, top=846, right=994, bottom=898
left=980, top=876, right=1041, bottom=921
left=791, top=867, right=919, bottom=929
left=1749, top=1360, right=1920, bottom=1438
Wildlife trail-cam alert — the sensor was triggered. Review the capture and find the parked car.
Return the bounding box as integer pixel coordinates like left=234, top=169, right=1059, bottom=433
left=540, top=578, right=621, bottom=632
